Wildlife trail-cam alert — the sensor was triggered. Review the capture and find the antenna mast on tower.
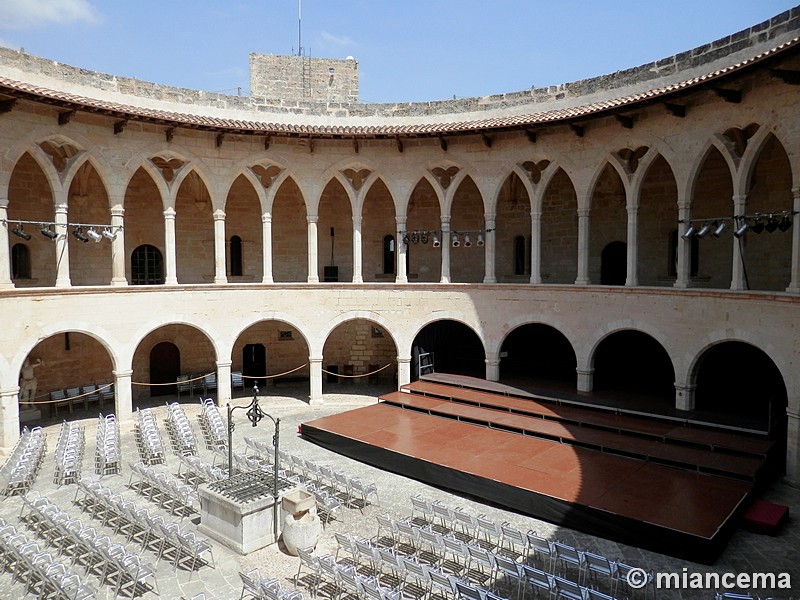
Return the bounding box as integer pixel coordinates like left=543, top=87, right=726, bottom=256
left=297, top=0, right=303, bottom=56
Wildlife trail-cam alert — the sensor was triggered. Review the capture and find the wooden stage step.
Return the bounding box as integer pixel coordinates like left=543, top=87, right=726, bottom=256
left=382, top=390, right=765, bottom=480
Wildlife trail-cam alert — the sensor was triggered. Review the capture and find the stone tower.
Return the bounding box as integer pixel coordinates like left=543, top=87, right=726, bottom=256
left=249, top=53, right=359, bottom=102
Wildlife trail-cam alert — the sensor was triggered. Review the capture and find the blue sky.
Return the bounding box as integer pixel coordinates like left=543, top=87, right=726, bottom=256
left=1, top=1, right=798, bottom=103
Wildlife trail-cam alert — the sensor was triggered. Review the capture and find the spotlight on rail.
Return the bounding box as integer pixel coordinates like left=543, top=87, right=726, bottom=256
left=86, top=228, right=102, bottom=242
left=11, top=224, right=31, bottom=240
left=40, top=225, right=58, bottom=240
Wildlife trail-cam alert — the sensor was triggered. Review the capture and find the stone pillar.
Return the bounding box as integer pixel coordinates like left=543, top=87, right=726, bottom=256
left=530, top=209, right=542, bottom=284
left=395, top=217, right=408, bottom=283
left=0, top=199, right=12, bottom=289
left=575, top=208, right=590, bottom=285
left=576, top=368, right=594, bottom=393
left=54, top=203, right=71, bottom=287
left=113, top=369, right=133, bottom=424
left=786, top=406, right=800, bottom=487
left=262, top=212, right=274, bottom=283
left=213, top=209, right=227, bottom=284
left=216, top=360, right=232, bottom=406
left=397, top=356, right=411, bottom=389
left=626, top=204, right=639, bottom=286
left=675, top=383, right=696, bottom=412
left=731, top=195, right=747, bottom=291
left=786, top=187, right=800, bottom=294
left=485, top=358, right=500, bottom=382
left=110, top=206, right=127, bottom=286
left=307, top=215, right=319, bottom=283
left=0, top=387, right=21, bottom=453
left=309, top=356, right=323, bottom=405
left=164, top=207, right=178, bottom=285
left=483, top=214, right=497, bottom=284
left=352, top=215, right=363, bottom=283
left=674, top=205, right=691, bottom=289
left=440, top=216, right=451, bottom=283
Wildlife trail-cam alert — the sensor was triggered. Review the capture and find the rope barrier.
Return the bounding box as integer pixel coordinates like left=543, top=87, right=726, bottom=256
left=19, top=382, right=113, bottom=406
left=131, top=371, right=213, bottom=386
left=320, top=362, right=392, bottom=378
left=239, top=363, right=308, bottom=380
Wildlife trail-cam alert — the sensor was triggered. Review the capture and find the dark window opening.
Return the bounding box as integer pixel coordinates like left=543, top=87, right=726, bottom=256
left=131, top=244, right=164, bottom=285
left=513, top=235, right=526, bottom=275
left=383, top=235, right=395, bottom=275
left=11, top=243, right=31, bottom=279
left=230, top=235, right=243, bottom=276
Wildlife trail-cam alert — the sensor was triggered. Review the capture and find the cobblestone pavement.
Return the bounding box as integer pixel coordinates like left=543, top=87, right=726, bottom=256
left=0, top=384, right=797, bottom=600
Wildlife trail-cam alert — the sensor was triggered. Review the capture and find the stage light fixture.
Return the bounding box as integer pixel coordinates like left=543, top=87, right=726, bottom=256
left=734, top=220, right=749, bottom=238
left=463, top=234, right=472, bottom=247
left=420, top=232, right=429, bottom=244
left=402, top=234, right=409, bottom=245
left=696, top=223, right=711, bottom=239
left=11, top=224, right=31, bottom=240
left=411, top=233, right=420, bottom=244
left=102, top=228, right=117, bottom=241
left=778, top=216, right=792, bottom=232
left=86, top=228, right=102, bottom=242
left=40, top=225, right=58, bottom=240
left=751, top=219, right=765, bottom=234
left=72, top=227, right=89, bottom=243
left=765, top=216, right=779, bottom=233
left=476, top=234, right=484, bottom=247
left=432, top=235, right=440, bottom=248
left=452, top=233, right=460, bottom=248
left=681, top=225, right=695, bottom=240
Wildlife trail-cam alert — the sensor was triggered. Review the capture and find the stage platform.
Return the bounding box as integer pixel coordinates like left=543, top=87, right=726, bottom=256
left=301, top=376, right=767, bottom=563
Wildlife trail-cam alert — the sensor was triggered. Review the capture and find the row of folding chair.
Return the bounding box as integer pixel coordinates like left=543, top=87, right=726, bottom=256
left=296, top=547, right=402, bottom=600
left=0, top=515, right=96, bottom=599
left=197, top=397, right=227, bottom=451
left=239, top=566, right=305, bottom=600
left=164, top=401, right=198, bottom=457
left=95, top=413, right=121, bottom=476
left=280, top=449, right=380, bottom=513
left=134, top=407, right=167, bottom=465
left=20, top=492, right=157, bottom=599
left=128, top=461, right=199, bottom=519
left=54, top=421, right=85, bottom=485
left=49, top=383, right=114, bottom=416
left=177, top=373, right=217, bottom=397
left=0, top=425, right=47, bottom=496
left=178, top=454, right=227, bottom=488
left=72, top=477, right=214, bottom=577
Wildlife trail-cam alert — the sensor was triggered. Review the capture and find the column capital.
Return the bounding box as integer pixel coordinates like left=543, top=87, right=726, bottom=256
left=0, top=198, right=9, bottom=209
left=164, top=207, right=176, bottom=219
left=213, top=209, right=226, bottom=220
left=307, top=215, right=319, bottom=224
left=110, top=206, right=125, bottom=217
left=216, top=360, right=233, bottom=369
left=112, top=369, right=133, bottom=379
left=396, top=356, right=411, bottom=364
left=262, top=212, right=272, bottom=224
left=577, top=208, right=591, bottom=218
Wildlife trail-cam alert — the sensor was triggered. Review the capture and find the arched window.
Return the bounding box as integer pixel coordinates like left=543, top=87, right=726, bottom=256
left=383, top=235, right=396, bottom=275
left=11, top=243, right=31, bottom=279
left=131, top=244, right=164, bottom=285
left=513, top=235, right=526, bottom=275
left=230, top=235, right=243, bottom=276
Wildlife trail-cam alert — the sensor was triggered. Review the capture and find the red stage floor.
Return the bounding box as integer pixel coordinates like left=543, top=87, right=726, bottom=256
left=302, top=389, right=757, bottom=562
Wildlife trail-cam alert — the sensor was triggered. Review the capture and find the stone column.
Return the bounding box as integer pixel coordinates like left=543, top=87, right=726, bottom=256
left=113, top=369, right=133, bottom=424
left=262, top=212, right=273, bottom=283
left=164, top=207, right=178, bottom=284
left=395, top=217, right=408, bottom=283
left=0, top=387, right=20, bottom=453
left=397, top=356, right=411, bottom=389
left=483, top=214, right=497, bottom=283
left=786, top=187, right=800, bottom=294
left=440, top=216, right=451, bottom=283
left=731, top=194, right=747, bottom=291
left=675, top=383, right=696, bottom=412
left=110, top=206, right=127, bottom=286
left=352, top=215, right=363, bottom=283
left=626, top=204, right=639, bottom=286
left=576, top=368, right=594, bottom=393
left=309, top=356, right=323, bottom=404
left=530, top=209, right=542, bottom=284
left=0, top=199, right=12, bottom=289
left=674, top=205, right=691, bottom=289
left=575, top=208, right=590, bottom=285
left=786, top=406, right=799, bottom=487
left=307, top=215, right=319, bottom=283
left=485, top=358, right=501, bottom=382
left=54, top=203, right=71, bottom=287
left=216, top=360, right=232, bottom=406
left=213, top=209, right=227, bottom=284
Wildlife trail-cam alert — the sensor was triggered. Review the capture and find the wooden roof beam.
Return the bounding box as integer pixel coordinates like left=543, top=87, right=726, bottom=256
left=714, top=87, right=742, bottom=103
left=664, top=103, right=686, bottom=118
